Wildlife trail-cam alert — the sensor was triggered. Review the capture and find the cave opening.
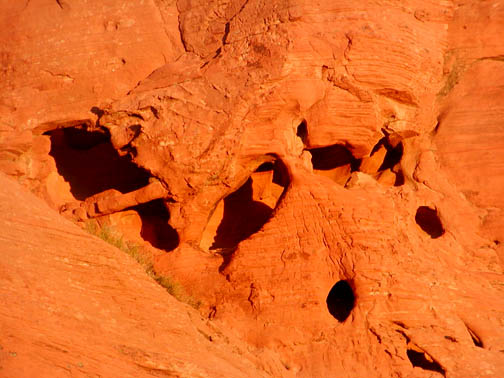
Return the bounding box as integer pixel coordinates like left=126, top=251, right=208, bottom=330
left=326, top=280, right=355, bottom=322
left=129, top=199, right=179, bottom=252
left=308, top=144, right=359, bottom=185
left=202, top=158, right=289, bottom=251
left=210, top=177, right=272, bottom=249
left=296, top=120, right=308, bottom=145
left=415, top=206, right=445, bottom=239
left=406, top=349, right=445, bottom=376
left=45, top=126, right=150, bottom=200
left=45, top=125, right=179, bottom=252
left=309, top=144, right=358, bottom=171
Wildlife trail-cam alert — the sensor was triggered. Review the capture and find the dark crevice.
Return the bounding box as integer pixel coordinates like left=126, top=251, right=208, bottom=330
left=406, top=349, right=445, bottom=376
left=370, top=136, right=404, bottom=172
left=431, top=120, right=441, bottom=135
left=213, top=47, right=222, bottom=59
left=222, top=22, right=231, bottom=46
left=296, top=120, right=308, bottom=145
left=61, top=125, right=110, bottom=150
left=379, top=142, right=403, bottom=171
left=392, top=321, right=408, bottom=329
left=415, top=206, right=445, bottom=239
left=366, top=135, right=405, bottom=186
left=326, top=280, right=355, bottom=322
left=270, top=158, right=290, bottom=188
left=309, top=144, right=357, bottom=171
left=307, top=144, right=360, bottom=186
left=217, top=247, right=237, bottom=273
left=256, top=162, right=275, bottom=172
left=222, top=0, right=249, bottom=45
left=465, top=324, right=484, bottom=348
left=210, top=159, right=289, bottom=250
left=128, top=199, right=179, bottom=252
left=90, top=106, right=105, bottom=118
left=394, top=170, right=405, bottom=186
left=208, top=176, right=272, bottom=248
left=45, top=126, right=150, bottom=200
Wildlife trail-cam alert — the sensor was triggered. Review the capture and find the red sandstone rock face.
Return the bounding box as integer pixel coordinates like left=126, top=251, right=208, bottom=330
left=0, top=173, right=278, bottom=377
left=1, top=0, right=504, bottom=377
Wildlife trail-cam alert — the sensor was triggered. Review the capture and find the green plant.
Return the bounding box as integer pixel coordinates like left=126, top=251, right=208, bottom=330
left=83, top=220, right=201, bottom=309
left=154, top=275, right=202, bottom=309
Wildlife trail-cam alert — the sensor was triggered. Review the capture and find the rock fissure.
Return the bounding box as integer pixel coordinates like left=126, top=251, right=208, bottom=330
left=406, top=347, right=446, bottom=376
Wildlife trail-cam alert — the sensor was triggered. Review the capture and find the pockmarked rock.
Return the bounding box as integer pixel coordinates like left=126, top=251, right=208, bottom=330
left=1, top=0, right=504, bottom=377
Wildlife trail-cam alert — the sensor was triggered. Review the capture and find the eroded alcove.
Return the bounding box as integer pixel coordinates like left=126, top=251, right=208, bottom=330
left=200, top=158, right=289, bottom=251
left=44, top=124, right=179, bottom=252
left=130, top=199, right=179, bottom=252
left=308, top=144, right=359, bottom=186
left=415, top=206, right=444, bottom=239
left=305, top=138, right=406, bottom=187
left=46, top=126, right=150, bottom=200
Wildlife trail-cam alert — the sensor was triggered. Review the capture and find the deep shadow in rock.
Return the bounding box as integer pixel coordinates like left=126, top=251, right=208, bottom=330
left=406, top=349, right=445, bottom=376
left=296, top=120, right=308, bottom=145
left=130, top=199, right=179, bottom=252
left=326, top=280, right=355, bottom=322
left=308, top=144, right=360, bottom=185
left=309, top=144, right=358, bottom=171
left=378, top=141, right=403, bottom=172
left=464, top=324, right=484, bottom=348
left=46, top=126, right=150, bottom=200
left=211, top=177, right=273, bottom=249
left=209, top=158, right=289, bottom=250
left=415, top=206, right=445, bottom=238
left=368, top=136, right=405, bottom=186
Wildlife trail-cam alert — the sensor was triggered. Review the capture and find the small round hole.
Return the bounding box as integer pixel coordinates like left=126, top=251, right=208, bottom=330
left=415, top=206, right=444, bottom=239
left=326, top=280, right=355, bottom=322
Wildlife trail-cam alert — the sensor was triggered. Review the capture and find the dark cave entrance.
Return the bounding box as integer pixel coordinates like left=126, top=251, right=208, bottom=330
left=45, top=126, right=150, bottom=200
left=309, top=144, right=360, bottom=171
left=207, top=158, right=290, bottom=251
left=210, top=177, right=272, bottom=249
left=415, top=206, right=444, bottom=239
left=45, top=124, right=179, bottom=252
left=326, top=280, right=355, bottom=322
left=307, top=144, right=359, bottom=186
left=129, top=199, right=179, bottom=252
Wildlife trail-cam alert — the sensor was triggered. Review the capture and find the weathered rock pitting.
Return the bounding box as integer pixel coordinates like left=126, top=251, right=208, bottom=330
left=1, top=0, right=504, bottom=377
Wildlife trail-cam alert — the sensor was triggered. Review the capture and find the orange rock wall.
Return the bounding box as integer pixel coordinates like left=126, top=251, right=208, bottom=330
left=1, top=0, right=504, bottom=377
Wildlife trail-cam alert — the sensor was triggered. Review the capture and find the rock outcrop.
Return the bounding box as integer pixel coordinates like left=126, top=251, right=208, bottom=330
left=1, top=0, right=503, bottom=377
left=0, top=172, right=281, bottom=377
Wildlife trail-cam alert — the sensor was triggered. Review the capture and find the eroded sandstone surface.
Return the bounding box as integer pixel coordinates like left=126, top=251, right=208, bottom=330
left=1, top=0, right=504, bottom=377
